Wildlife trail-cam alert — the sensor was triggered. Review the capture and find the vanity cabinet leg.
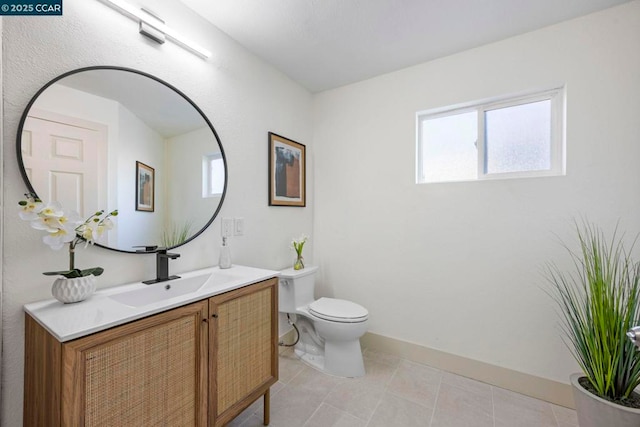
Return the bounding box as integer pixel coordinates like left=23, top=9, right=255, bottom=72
left=263, top=389, right=270, bottom=425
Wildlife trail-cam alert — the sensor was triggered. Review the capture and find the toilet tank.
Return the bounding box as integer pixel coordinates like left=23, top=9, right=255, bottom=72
left=278, top=266, right=319, bottom=312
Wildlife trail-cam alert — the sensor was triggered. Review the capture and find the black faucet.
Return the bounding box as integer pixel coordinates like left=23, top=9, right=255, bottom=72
left=142, top=248, right=181, bottom=284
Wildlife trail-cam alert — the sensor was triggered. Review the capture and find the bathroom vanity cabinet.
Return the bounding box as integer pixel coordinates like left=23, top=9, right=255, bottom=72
left=24, top=277, right=278, bottom=427
left=210, top=279, right=278, bottom=426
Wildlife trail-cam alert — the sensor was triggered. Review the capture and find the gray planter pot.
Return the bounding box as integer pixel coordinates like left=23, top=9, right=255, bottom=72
left=571, top=373, right=640, bottom=427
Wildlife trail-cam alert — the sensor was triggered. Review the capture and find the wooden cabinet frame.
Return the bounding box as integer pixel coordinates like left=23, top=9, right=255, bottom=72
left=209, top=278, right=278, bottom=426
left=24, top=278, right=278, bottom=427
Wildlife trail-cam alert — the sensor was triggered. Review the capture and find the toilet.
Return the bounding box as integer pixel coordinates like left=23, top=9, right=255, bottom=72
left=279, top=266, right=369, bottom=378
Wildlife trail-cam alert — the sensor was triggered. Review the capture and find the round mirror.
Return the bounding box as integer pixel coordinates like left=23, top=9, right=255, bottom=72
left=16, top=66, right=227, bottom=253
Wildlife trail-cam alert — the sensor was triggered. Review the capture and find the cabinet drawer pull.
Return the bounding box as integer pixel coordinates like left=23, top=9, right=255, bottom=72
left=202, top=318, right=207, bottom=323
left=212, top=314, right=218, bottom=318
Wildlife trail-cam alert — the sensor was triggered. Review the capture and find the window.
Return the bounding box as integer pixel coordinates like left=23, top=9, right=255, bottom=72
left=202, top=153, right=225, bottom=197
left=416, top=88, right=564, bottom=183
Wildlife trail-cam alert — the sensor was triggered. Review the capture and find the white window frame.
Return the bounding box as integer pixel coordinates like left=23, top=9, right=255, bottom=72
left=416, top=87, right=565, bottom=183
left=202, top=152, right=224, bottom=198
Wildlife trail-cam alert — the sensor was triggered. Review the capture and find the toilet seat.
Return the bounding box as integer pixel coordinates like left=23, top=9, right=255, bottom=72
left=309, top=297, right=369, bottom=323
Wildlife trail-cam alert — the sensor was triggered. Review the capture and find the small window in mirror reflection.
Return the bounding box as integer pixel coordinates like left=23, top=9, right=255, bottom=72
left=203, top=153, right=224, bottom=198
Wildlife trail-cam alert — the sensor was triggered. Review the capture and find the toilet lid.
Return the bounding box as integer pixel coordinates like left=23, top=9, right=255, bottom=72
left=308, top=298, right=369, bottom=323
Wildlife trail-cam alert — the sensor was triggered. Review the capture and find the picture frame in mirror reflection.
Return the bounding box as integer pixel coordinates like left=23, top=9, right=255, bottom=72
left=268, top=132, right=306, bottom=207
left=136, top=161, right=155, bottom=212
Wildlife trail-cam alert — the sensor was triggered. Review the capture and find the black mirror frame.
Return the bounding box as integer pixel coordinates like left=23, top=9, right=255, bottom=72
left=16, top=65, right=228, bottom=254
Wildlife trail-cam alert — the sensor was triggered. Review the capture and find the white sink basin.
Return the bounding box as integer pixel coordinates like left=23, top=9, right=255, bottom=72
left=109, top=273, right=211, bottom=308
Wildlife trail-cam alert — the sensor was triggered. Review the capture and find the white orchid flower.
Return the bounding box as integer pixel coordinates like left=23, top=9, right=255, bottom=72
left=63, top=210, right=83, bottom=226
left=18, top=194, right=118, bottom=277
left=31, top=215, right=64, bottom=233
left=42, top=222, right=77, bottom=250
left=38, top=201, right=65, bottom=218
left=93, top=218, right=114, bottom=241
left=76, top=223, right=95, bottom=246
left=32, top=209, right=81, bottom=232
left=29, top=201, right=66, bottom=231
left=18, top=198, right=43, bottom=220
left=100, top=217, right=114, bottom=230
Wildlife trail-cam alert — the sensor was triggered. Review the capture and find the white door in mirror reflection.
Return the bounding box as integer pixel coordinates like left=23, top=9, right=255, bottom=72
left=22, top=109, right=108, bottom=242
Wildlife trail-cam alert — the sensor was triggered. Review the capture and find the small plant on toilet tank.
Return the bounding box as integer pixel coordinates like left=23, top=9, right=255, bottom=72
left=291, top=234, right=308, bottom=270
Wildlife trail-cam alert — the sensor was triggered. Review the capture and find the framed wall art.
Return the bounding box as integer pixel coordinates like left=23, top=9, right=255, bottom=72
left=135, top=161, right=155, bottom=212
left=268, top=132, right=306, bottom=207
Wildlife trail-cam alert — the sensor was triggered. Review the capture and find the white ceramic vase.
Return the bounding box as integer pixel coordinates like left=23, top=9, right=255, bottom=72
left=571, top=373, right=640, bottom=427
left=51, top=275, right=97, bottom=304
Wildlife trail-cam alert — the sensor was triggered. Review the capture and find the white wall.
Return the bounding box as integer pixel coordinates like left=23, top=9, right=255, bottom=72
left=313, top=1, right=640, bottom=386
left=116, top=104, right=166, bottom=249
left=166, top=126, right=222, bottom=238
left=1, top=1, right=313, bottom=425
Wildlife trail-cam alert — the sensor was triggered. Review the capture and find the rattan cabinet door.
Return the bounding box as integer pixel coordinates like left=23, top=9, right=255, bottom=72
left=209, top=278, right=278, bottom=426
left=62, top=301, right=209, bottom=427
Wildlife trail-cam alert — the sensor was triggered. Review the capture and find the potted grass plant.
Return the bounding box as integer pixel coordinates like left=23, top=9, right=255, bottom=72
left=546, top=221, right=640, bottom=426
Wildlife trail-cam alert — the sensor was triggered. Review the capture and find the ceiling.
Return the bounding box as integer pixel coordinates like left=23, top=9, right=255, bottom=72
left=59, top=69, right=206, bottom=137
left=179, top=0, right=630, bottom=93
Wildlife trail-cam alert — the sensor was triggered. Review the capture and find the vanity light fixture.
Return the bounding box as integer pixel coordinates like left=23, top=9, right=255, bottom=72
left=100, top=0, right=212, bottom=59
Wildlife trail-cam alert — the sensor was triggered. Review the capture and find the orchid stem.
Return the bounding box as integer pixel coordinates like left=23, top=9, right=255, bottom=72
left=69, top=241, right=76, bottom=271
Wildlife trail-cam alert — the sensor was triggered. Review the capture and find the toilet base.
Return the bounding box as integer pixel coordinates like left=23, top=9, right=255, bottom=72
left=295, top=338, right=365, bottom=378
left=294, top=348, right=327, bottom=373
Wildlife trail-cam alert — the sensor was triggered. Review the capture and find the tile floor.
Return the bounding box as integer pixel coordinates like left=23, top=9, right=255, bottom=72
left=228, top=347, right=578, bottom=427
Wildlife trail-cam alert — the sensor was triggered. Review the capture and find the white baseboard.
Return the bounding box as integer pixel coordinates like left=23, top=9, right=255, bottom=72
left=360, top=332, right=574, bottom=409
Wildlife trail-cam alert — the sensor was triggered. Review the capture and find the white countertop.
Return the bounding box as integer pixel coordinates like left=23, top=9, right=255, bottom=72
left=24, top=265, right=279, bottom=342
